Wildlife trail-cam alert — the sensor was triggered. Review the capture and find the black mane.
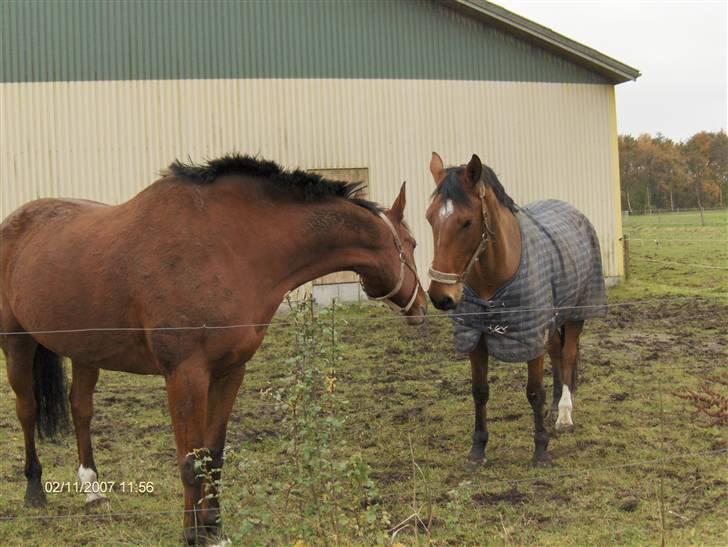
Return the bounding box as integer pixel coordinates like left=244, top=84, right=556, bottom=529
left=166, top=153, right=382, bottom=212
left=432, top=165, right=518, bottom=213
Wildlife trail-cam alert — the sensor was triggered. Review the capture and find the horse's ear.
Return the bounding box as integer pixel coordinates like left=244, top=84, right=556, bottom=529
left=430, top=152, right=445, bottom=184
left=390, top=181, right=406, bottom=222
left=466, top=154, right=483, bottom=184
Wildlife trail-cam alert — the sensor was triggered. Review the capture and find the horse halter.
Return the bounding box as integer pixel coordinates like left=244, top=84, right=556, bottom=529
left=428, top=180, right=495, bottom=285
left=361, top=211, right=422, bottom=314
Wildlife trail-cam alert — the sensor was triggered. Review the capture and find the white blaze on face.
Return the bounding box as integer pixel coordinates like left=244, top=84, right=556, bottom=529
left=555, top=384, right=574, bottom=430
left=439, top=199, right=454, bottom=220
left=78, top=465, right=107, bottom=504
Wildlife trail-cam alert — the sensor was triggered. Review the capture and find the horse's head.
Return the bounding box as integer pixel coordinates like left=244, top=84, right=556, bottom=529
left=360, top=182, right=427, bottom=325
left=426, top=152, right=493, bottom=311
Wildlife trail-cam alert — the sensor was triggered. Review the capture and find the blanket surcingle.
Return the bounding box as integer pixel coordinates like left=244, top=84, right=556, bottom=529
left=451, top=199, right=607, bottom=362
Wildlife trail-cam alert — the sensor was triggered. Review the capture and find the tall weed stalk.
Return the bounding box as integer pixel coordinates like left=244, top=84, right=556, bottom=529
left=232, top=297, right=388, bottom=545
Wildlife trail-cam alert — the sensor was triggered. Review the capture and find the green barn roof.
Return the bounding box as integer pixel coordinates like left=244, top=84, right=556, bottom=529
left=1, top=0, right=639, bottom=84
left=447, top=0, right=640, bottom=83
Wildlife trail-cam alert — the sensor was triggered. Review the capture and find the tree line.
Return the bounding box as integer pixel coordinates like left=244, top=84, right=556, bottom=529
left=619, top=131, right=728, bottom=213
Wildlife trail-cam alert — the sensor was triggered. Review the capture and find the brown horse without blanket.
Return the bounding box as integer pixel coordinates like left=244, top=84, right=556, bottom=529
left=0, top=154, right=427, bottom=544
left=426, top=153, right=606, bottom=466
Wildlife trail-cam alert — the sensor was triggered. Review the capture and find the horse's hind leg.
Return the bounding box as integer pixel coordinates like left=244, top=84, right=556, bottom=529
left=70, top=364, right=107, bottom=508
left=547, top=327, right=564, bottom=415
left=4, top=336, right=46, bottom=506
left=527, top=355, right=551, bottom=466
left=555, top=320, right=584, bottom=433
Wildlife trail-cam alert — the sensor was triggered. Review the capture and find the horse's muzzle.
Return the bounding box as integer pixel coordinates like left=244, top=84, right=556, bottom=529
left=405, top=303, right=427, bottom=325
left=431, top=295, right=456, bottom=311
left=428, top=282, right=462, bottom=311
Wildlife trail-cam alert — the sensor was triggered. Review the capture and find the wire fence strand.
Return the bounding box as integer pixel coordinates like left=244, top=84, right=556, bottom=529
left=0, top=295, right=722, bottom=337
left=626, top=237, right=728, bottom=243
left=631, top=257, right=728, bottom=270
left=461, top=447, right=726, bottom=491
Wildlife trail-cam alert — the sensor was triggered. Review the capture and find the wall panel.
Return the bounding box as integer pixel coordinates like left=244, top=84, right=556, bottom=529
left=0, top=78, right=622, bottom=282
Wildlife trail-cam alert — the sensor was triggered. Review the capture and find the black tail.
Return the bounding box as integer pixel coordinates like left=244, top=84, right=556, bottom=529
left=32, top=345, right=70, bottom=440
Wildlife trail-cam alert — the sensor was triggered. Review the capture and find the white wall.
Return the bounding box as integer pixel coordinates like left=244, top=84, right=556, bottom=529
left=0, top=78, right=623, bottom=280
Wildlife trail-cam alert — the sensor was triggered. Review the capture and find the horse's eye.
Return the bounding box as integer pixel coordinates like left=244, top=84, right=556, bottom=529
left=463, top=220, right=472, bottom=229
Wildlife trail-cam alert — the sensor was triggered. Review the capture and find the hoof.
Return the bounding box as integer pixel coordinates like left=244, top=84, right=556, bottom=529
left=24, top=491, right=47, bottom=508
left=84, top=494, right=109, bottom=512
left=184, top=530, right=197, bottom=546
left=531, top=454, right=552, bottom=467
left=184, top=525, right=223, bottom=546
left=467, top=448, right=486, bottom=464
left=555, top=421, right=574, bottom=434
left=208, top=532, right=229, bottom=547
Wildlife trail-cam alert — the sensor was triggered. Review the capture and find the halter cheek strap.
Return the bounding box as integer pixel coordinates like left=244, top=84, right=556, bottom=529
left=428, top=181, right=494, bottom=285
left=362, top=212, right=422, bottom=314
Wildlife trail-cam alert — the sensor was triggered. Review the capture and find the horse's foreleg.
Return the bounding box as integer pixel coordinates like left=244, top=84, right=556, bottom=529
left=527, top=355, right=551, bottom=466
left=70, top=365, right=106, bottom=508
left=165, top=355, right=211, bottom=546
left=202, top=365, right=246, bottom=535
left=555, top=320, right=584, bottom=433
left=467, top=336, right=489, bottom=463
left=5, top=337, right=46, bottom=506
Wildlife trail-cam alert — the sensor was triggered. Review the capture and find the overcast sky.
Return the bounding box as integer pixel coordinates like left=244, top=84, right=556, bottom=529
left=495, top=0, right=727, bottom=142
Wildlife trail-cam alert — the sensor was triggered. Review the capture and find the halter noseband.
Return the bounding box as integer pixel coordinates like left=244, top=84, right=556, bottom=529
left=361, top=212, right=422, bottom=314
left=428, top=180, right=495, bottom=285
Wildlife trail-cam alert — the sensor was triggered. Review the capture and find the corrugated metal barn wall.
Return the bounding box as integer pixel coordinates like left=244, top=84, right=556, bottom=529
left=1, top=79, right=622, bottom=279
left=0, top=0, right=623, bottom=281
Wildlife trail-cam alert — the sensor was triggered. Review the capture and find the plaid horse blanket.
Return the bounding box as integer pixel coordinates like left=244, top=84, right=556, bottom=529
left=451, top=199, right=607, bottom=362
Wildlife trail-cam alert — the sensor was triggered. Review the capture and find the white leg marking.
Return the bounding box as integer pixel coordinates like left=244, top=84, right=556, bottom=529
left=78, top=465, right=107, bottom=504
left=555, top=384, right=573, bottom=431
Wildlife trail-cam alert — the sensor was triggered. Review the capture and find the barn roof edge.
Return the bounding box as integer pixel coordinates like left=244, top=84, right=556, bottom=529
left=444, top=0, right=642, bottom=84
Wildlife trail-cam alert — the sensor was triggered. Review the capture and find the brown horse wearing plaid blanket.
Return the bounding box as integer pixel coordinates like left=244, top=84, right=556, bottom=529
left=426, top=153, right=606, bottom=466
left=0, top=154, right=427, bottom=544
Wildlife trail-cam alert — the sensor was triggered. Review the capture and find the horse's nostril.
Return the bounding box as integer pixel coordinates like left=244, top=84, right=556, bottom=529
left=433, top=295, right=455, bottom=310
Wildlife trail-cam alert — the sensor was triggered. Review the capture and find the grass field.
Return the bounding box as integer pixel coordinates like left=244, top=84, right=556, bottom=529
left=622, top=209, right=727, bottom=295
left=0, top=210, right=726, bottom=545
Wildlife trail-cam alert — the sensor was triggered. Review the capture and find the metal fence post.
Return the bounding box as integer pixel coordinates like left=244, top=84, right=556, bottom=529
left=623, top=234, right=630, bottom=282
